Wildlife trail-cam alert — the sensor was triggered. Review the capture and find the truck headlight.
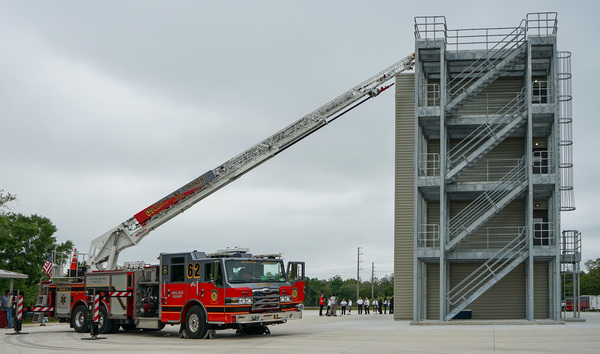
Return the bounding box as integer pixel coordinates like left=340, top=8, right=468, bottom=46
left=227, top=297, right=253, bottom=305
left=280, top=295, right=292, bottom=303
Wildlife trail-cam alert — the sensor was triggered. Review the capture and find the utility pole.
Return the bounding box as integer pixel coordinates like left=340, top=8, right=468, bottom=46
left=371, top=262, right=375, bottom=299
left=357, top=247, right=363, bottom=299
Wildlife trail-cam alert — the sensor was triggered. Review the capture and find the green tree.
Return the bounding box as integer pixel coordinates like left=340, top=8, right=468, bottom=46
left=582, top=258, right=600, bottom=295
left=0, top=191, right=73, bottom=305
left=580, top=273, right=600, bottom=295
left=0, top=189, right=16, bottom=215
left=329, top=275, right=343, bottom=295
left=304, top=277, right=326, bottom=306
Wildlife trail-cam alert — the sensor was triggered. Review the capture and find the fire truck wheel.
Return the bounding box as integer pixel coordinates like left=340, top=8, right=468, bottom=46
left=184, top=305, right=208, bottom=339
left=72, top=305, right=90, bottom=333
left=98, top=306, right=114, bottom=334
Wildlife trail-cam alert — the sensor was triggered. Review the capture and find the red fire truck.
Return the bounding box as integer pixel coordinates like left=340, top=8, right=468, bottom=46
left=37, top=248, right=304, bottom=338
left=27, top=52, right=415, bottom=338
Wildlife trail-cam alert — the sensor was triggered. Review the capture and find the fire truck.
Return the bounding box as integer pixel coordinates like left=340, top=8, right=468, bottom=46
left=29, top=52, right=415, bottom=338
left=38, top=248, right=305, bottom=338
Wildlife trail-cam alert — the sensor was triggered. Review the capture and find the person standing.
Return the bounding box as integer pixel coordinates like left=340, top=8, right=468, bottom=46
left=378, top=297, right=383, bottom=314
left=357, top=297, right=363, bottom=315
left=364, top=297, right=370, bottom=315
left=372, top=298, right=378, bottom=314
left=389, top=296, right=394, bottom=314
left=347, top=298, right=353, bottom=315
left=330, top=293, right=338, bottom=316
left=1, top=291, right=12, bottom=328
left=319, top=293, right=325, bottom=316
left=340, top=299, right=347, bottom=315
left=383, top=297, right=388, bottom=314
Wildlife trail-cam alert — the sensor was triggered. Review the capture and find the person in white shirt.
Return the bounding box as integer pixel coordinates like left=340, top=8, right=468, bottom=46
left=364, top=297, right=370, bottom=314
left=357, top=297, right=363, bottom=314
left=340, top=299, right=347, bottom=315
left=372, top=299, right=379, bottom=314
left=347, top=298, right=353, bottom=315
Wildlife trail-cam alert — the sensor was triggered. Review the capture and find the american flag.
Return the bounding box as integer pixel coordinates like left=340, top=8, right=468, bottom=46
left=43, top=254, right=53, bottom=278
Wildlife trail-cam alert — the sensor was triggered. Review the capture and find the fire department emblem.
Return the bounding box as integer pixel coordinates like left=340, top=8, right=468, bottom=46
left=292, top=288, right=298, bottom=300
left=61, top=294, right=66, bottom=305
left=162, top=265, right=168, bottom=275
left=211, top=290, right=218, bottom=303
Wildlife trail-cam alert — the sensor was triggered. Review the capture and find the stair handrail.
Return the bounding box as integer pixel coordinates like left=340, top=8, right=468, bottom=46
left=447, top=229, right=528, bottom=306
left=447, top=89, right=526, bottom=172
left=447, top=21, right=526, bottom=101
left=448, top=157, right=526, bottom=239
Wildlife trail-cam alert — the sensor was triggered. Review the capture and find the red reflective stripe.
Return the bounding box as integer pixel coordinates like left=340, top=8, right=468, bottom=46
left=109, top=291, right=132, bottom=297
left=17, top=296, right=24, bottom=320
left=93, top=295, right=100, bottom=322
left=30, top=306, right=54, bottom=312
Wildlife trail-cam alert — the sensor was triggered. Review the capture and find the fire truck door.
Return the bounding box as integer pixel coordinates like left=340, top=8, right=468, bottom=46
left=287, top=262, right=306, bottom=303
left=160, top=255, right=188, bottom=323
left=203, top=260, right=225, bottom=322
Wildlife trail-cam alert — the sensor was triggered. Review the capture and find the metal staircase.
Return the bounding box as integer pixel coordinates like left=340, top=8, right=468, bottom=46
left=446, top=157, right=527, bottom=251
left=446, top=90, right=527, bottom=181
left=445, top=230, right=528, bottom=321
left=446, top=25, right=526, bottom=113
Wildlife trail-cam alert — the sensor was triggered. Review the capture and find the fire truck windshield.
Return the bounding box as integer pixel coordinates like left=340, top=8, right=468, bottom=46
left=225, top=260, right=286, bottom=283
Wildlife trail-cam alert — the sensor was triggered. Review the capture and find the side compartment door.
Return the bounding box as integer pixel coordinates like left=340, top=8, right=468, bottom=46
left=287, top=262, right=306, bottom=304
left=55, top=286, right=71, bottom=317
left=109, top=273, right=128, bottom=319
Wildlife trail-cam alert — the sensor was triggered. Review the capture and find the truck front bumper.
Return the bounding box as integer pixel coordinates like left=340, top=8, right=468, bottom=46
left=235, top=310, right=302, bottom=324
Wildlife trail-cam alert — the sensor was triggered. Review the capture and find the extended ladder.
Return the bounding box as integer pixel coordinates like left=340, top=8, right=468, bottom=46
left=89, top=53, right=415, bottom=270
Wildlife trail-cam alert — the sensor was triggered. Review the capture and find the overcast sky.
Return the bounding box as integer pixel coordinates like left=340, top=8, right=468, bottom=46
left=1, top=1, right=598, bottom=280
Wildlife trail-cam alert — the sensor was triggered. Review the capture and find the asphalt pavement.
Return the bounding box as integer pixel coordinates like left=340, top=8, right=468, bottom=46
left=3, top=310, right=600, bottom=353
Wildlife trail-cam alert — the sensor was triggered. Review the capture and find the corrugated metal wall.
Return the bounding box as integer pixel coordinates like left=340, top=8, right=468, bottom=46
left=458, top=77, right=525, bottom=116
left=534, top=262, right=550, bottom=319
left=454, top=199, right=526, bottom=251
left=426, top=262, right=440, bottom=319
left=394, top=73, right=415, bottom=320
left=428, top=261, right=549, bottom=320
left=455, top=138, right=525, bottom=183
left=450, top=263, right=526, bottom=319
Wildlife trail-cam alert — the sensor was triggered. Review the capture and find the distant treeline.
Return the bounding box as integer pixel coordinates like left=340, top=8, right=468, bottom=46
left=303, top=274, right=394, bottom=306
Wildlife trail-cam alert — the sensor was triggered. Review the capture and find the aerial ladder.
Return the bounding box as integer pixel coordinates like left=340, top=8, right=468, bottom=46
left=89, top=53, right=415, bottom=271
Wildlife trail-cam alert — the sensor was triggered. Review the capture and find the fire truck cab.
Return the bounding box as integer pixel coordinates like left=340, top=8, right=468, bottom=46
left=158, top=249, right=305, bottom=338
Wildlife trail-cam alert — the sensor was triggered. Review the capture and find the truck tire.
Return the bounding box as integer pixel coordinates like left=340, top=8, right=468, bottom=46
left=98, top=306, right=114, bottom=334
left=72, top=305, right=90, bottom=333
left=184, top=305, right=208, bottom=339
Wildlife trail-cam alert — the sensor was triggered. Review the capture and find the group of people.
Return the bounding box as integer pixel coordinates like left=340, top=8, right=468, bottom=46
left=319, top=293, right=394, bottom=316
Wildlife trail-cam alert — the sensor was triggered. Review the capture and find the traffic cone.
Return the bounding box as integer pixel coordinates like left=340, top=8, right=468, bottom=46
left=70, top=249, right=78, bottom=277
